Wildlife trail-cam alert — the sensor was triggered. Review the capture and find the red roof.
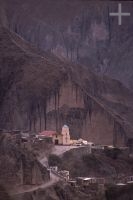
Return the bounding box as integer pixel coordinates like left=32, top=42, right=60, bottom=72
left=38, top=131, right=56, bottom=137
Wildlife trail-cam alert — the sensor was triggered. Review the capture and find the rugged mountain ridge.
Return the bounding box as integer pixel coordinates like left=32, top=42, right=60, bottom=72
left=1, top=0, right=133, bottom=89
left=0, top=25, right=133, bottom=146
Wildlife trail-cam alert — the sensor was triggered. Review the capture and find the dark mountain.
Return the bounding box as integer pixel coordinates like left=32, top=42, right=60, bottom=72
left=1, top=0, right=133, bottom=89
left=0, top=25, right=133, bottom=146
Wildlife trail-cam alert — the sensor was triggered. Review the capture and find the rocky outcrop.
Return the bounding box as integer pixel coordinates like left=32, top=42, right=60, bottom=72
left=0, top=133, right=49, bottom=190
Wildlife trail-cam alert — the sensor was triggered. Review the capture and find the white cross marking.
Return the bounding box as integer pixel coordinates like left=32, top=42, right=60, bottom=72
left=110, top=3, right=130, bottom=25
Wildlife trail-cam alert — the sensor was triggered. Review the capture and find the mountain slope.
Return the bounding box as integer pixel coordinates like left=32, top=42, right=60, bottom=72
left=1, top=0, right=133, bottom=89
left=0, top=133, right=49, bottom=190
left=0, top=25, right=133, bottom=146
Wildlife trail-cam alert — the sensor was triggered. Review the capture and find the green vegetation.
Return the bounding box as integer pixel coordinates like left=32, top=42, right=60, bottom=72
left=104, top=148, right=122, bottom=159
left=48, top=154, right=62, bottom=168
left=82, top=154, right=101, bottom=168
left=106, top=184, right=133, bottom=200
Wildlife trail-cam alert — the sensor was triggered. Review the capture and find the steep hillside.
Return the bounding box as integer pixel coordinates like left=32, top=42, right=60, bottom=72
left=1, top=0, right=133, bottom=89
left=0, top=185, right=12, bottom=200
left=106, top=184, right=133, bottom=200
left=0, top=133, right=49, bottom=190
left=0, top=25, right=133, bottom=146
left=60, top=148, right=133, bottom=178
left=11, top=180, right=133, bottom=200
left=12, top=181, right=104, bottom=200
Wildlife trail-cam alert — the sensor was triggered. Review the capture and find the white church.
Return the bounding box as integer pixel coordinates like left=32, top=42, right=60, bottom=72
left=38, top=125, right=71, bottom=145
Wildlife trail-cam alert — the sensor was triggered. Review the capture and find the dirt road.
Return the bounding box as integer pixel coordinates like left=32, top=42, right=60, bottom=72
left=10, top=145, right=78, bottom=196
left=52, top=145, right=78, bottom=156
left=10, top=172, right=59, bottom=196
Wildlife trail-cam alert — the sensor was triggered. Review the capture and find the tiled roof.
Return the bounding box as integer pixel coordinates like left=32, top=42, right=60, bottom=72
left=38, top=131, right=56, bottom=137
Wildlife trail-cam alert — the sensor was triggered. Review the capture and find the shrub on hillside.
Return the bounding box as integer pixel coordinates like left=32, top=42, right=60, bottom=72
left=48, top=154, right=62, bottom=167
left=82, top=154, right=101, bottom=168
left=105, top=184, right=133, bottom=200
left=104, top=148, right=122, bottom=159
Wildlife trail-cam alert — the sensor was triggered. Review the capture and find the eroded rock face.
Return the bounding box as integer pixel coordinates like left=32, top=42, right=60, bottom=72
left=1, top=0, right=133, bottom=89
left=0, top=133, right=49, bottom=189
left=0, top=185, right=11, bottom=200
left=0, top=25, right=133, bottom=146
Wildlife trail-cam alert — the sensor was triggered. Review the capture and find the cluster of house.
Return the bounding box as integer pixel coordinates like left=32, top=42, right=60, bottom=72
left=115, top=175, right=133, bottom=185
left=36, top=124, right=93, bottom=146
left=1, top=126, right=131, bottom=155
left=72, top=177, right=105, bottom=187
left=0, top=126, right=95, bottom=153
left=50, top=166, right=70, bottom=181
left=72, top=176, right=133, bottom=191
left=49, top=165, right=133, bottom=191
left=49, top=165, right=105, bottom=191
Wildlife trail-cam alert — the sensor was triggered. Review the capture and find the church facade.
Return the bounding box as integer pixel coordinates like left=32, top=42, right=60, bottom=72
left=61, top=125, right=70, bottom=145
left=38, top=125, right=71, bottom=145
left=53, top=125, right=71, bottom=145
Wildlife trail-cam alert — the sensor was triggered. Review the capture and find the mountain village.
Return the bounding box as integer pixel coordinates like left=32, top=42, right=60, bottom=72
left=2, top=124, right=133, bottom=197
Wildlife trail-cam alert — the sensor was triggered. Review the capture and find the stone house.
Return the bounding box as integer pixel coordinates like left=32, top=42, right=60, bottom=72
left=50, top=166, right=58, bottom=172
left=68, top=180, right=77, bottom=187
left=58, top=170, right=70, bottom=181
left=53, top=133, right=63, bottom=145
left=76, top=177, right=97, bottom=186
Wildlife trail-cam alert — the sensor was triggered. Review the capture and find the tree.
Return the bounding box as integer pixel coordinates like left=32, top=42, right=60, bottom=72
left=48, top=154, right=62, bottom=167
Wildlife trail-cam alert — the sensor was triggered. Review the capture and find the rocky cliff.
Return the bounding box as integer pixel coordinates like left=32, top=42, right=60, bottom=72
left=0, top=185, right=12, bottom=200
left=1, top=0, right=133, bottom=89
left=0, top=25, right=133, bottom=146
left=0, top=132, right=49, bottom=190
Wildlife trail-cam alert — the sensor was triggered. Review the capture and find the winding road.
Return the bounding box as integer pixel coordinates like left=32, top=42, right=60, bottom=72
left=10, top=158, right=59, bottom=196
left=10, top=145, right=78, bottom=196
left=10, top=172, right=59, bottom=196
